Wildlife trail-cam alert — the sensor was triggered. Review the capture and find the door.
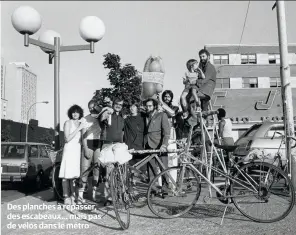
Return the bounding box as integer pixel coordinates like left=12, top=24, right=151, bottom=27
left=39, top=145, right=52, bottom=178
left=27, top=145, right=41, bottom=180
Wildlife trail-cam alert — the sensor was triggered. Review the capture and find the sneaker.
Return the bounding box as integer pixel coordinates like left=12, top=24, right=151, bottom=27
left=64, top=197, right=71, bottom=205
left=70, top=195, right=76, bottom=205
left=76, top=196, right=86, bottom=204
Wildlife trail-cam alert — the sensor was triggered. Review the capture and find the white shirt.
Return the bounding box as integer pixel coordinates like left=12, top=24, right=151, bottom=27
left=84, top=114, right=101, bottom=140
left=222, top=118, right=233, bottom=138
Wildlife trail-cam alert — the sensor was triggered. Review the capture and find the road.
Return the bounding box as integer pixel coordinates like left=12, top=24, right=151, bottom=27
left=1, top=182, right=296, bottom=235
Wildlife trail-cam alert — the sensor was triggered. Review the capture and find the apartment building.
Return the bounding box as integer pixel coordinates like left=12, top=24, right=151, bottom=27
left=4, top=62, right=37, bottom=123
left=204, top=44, right=296, bottom=140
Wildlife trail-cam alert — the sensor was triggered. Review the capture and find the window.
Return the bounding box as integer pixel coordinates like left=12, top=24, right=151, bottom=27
left=243, top=124, right=262, bottom=138
left=30, top=146, right=39, bottom=158
left=268, top=54, right=280, bottom=64
left=241, top=54, right=257, bottom=64
left=213, top=55, right=229, bottom=65
left=39, top=146, right=49, bottom=158
left=270, top=77, right=281, bottom=87
left=216, top=78, right=230, bottom=88
left=265, top=125, right=284, bottom=138
left=2, top=145, right=25, bottom=159
left=242, top=77, right=258, bottom=88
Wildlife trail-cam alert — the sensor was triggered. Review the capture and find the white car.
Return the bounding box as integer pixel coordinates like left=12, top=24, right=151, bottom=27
left=234, top=122, right=296, bottom=165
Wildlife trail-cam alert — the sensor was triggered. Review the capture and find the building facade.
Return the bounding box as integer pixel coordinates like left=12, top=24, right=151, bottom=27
left=4, top=62, right=37, bottom=123
left=204, top=44, right=296, bottom=140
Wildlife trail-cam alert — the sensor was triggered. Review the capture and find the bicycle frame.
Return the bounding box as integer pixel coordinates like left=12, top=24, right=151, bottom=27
left=168, top=153, right=262, bottom=198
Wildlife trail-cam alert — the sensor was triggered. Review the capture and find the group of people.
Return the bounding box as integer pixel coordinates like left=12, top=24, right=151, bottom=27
left=58, top=49, right=234, bottom=205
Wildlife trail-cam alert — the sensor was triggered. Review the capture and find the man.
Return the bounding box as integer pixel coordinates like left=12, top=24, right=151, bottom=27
left=144, top=98, right=171, bottom=183
left=217, top=108, right=234, bottom=145
left=79, top=100, right=102, bottom=202
left=197, top=49, right=217, bottom=111
left=100, top=97, right=125, bottom=205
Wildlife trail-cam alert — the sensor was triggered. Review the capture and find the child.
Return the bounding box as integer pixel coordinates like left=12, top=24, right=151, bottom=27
left=180, top=59, right=205, bottom=118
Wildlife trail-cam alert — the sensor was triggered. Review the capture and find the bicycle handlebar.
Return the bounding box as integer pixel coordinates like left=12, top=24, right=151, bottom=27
left=128, top=149, right=187, bottom=154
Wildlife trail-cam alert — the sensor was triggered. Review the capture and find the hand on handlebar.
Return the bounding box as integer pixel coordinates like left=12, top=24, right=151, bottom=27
left=160, top=145, right=167, bottom=152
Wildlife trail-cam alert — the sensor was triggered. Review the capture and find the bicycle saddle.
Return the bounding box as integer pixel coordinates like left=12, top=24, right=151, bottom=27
left=214, top=144, right=238, bottom=153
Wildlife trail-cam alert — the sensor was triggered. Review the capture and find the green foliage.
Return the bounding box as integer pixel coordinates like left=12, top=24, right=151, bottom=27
left=92, top=53, right=142, bottom=114
left=1, top=125, right=12, bottom=142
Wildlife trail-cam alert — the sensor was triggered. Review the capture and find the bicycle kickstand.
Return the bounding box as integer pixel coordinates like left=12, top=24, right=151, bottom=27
left=220, top=201, right=230, bottom=226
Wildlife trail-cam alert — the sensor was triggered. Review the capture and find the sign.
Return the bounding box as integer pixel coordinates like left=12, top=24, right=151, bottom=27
left=142, top=72, right=164, bottom=85
left=255, top=90, right=279, bottom=110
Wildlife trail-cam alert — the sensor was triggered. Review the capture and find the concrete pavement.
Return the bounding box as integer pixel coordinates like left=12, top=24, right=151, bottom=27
left=1, top=185, right=296, bottom=235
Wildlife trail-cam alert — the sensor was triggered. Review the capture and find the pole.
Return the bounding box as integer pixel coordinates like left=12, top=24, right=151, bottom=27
left=25, top=102, right=36, bottom=142
left=276, top=1, right=296, bottom=187
left=54, top=37, right=61, bottom=151
left=25, top=106, right=31, bottom=143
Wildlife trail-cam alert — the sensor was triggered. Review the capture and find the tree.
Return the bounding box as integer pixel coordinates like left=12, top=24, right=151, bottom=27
left=91, top=53, right=142, bottom=114
left=39, top=130, right=53, bottom=145
left=1, top=125, right=12, bottom=142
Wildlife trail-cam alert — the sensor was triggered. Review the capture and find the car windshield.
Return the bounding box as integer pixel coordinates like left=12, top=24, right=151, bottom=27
left=1, top=145, right=26, bottom=159
left=265, top=125, right=285, bottom=138
left=243, top=124, right=262, bottom=138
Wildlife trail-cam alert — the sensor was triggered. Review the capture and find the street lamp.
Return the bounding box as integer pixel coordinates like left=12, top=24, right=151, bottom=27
left=11, top=6, right=106, bottom=150
left=25, top=101, right=49, bottom=142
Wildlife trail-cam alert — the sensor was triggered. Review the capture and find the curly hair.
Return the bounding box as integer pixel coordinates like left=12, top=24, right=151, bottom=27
left=143, top=98, right=158, bottom=107
left=67, top=104, right=84, bottom=120
left=162, top=90, right=174, bottom=104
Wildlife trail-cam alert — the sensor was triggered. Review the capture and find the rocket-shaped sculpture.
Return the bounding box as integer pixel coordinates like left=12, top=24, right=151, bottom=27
left=141, top=56, right=175, bottom=116
left=141, top=56, right=165, bottom=100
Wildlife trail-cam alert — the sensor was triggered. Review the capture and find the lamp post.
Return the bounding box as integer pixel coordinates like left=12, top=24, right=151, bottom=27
left=11, top=6, right=106, bottom=150
left=25, top=101, right=49, bottom=142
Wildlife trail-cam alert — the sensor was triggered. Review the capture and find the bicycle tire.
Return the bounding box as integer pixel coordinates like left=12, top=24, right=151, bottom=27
left=147, top=165, right=201, bottom=219
left=52, top=163, right=64, bottom=201
left=231, top=161, right=295, bottom=223
left=110, top=165, right=130, bottom=230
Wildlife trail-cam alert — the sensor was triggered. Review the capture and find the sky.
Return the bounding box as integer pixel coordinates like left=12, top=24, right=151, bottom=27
left=1, top=1, right=296, bottom=128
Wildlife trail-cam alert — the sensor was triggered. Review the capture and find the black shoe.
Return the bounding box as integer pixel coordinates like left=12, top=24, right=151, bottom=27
left=104, top=200, right=113, bottom=207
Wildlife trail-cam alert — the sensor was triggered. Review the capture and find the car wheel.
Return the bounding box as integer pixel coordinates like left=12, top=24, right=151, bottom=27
left=36, top=173, right=44, bottom=190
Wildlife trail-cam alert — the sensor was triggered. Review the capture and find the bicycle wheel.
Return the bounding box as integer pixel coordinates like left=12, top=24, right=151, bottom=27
left=52, top=163, right=64, bottom=201
left=110, top=164, right=130, bottom=230
left=147, top=165, right=201, bottom=219
left=231, top=161, right=295, bottom=223
left=128, top=165, right=149, bottom=208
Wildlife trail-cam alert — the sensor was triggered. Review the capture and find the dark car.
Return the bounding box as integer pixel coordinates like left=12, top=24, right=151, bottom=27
left=1, top=142, right=53, bottom=189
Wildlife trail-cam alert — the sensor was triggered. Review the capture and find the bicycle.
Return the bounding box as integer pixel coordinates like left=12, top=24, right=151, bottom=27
left=109, top=147, right=186, bottom=230
left=147, top=134, right=295, bottom=223
left=52, top=147, right=184, bottom=230
left=270, top=131, right=296, bottom=175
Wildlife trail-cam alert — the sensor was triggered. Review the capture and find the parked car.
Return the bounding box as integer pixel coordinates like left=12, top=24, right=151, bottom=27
left=234, top=122, right=296, bottom=165
left=1, top=142, right=53, bottom=189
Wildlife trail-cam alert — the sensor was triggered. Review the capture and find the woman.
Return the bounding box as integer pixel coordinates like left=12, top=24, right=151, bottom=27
left=59, top=104, right=85, bottom=205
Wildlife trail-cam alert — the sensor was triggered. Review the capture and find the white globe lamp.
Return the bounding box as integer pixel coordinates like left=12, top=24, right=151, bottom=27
left=79, top=16, right=105, bottom=42
left=38, top=30, right=62, bottom=53
left=11, top=6, right=42, bottom=35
